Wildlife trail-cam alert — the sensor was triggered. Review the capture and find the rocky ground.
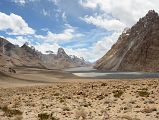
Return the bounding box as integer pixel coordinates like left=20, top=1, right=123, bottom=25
left=0, top=79, right=159, bottom=120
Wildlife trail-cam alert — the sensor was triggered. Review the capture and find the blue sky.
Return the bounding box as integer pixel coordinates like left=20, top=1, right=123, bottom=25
left=0, top=0, right=159, bottom=61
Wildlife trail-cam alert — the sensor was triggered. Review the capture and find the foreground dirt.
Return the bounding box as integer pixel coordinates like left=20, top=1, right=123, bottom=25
left=0, top=79, right=159, bottom=120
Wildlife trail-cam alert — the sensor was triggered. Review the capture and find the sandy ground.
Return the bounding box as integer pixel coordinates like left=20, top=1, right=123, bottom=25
left=0, top=67, right=159, bottom=120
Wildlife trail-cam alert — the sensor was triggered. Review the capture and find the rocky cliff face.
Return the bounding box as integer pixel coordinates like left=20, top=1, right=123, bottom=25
left=95, top=10, right=159, bottom=72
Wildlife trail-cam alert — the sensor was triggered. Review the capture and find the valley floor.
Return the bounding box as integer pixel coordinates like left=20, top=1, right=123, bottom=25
left=0, top=67, right=159, bottom=120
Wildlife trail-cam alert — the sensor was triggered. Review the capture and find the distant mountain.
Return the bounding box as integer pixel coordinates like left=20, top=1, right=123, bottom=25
left=95, top=10, right=159, bottom=72
left=41, top=48, right=90, bottom=69
left=0, top=38, right=90, bottom=70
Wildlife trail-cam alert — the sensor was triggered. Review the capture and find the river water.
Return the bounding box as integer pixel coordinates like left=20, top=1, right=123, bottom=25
left=65, top=67, right=159, bottom=79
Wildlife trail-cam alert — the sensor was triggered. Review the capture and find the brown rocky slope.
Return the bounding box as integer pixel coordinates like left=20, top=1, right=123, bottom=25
left=95, top=10, right=159, bottom=72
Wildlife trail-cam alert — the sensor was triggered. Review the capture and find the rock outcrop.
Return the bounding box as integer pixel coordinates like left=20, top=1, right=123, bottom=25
left=95, top=10, right=159, bottom=72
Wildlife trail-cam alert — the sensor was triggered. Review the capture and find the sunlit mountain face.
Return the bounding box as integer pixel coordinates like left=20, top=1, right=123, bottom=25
left=0, top=0, right=159, bottom=62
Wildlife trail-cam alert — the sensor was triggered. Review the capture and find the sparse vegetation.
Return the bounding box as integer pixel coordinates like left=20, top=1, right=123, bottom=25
left=38, top=113, right=59, bottom=120
left=62, top=106, right=70, bottom=111
left=38, top=113, right=50, bottom=120
left=101, top=83, right=107, bottom=86
left=0, top=80, right=158, bottom=120
left=113, top=90, right=124, bottom=98
left=0, top=106, right=22, bottom=117
left=59, top=98, right=65, bottom=103
left=54, top=93, right=60, bottom=96
left=138, top=90, right=150, bottom=97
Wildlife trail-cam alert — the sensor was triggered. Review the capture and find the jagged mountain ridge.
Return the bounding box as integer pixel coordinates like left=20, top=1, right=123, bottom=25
left=0, top=39, right=44, bottom=68
left=0, top=37, right=89, bottom=69
left=41, top=48, right=89, bottom=69
left=95, top=10, right=159, bottom=72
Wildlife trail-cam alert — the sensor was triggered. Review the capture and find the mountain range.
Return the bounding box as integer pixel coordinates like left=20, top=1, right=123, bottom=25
left=1, top=10, right=159, bottom=73
left=0, top=38, right=90, bottom=71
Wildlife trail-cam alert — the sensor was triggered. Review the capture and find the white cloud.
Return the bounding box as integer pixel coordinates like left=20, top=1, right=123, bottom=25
left=46, top=29, right=75, bottom=41
left=0, top=12, right=35, bottom=35
left=80, top=0, right=159, bottom=26
left=35, top=27, right=83, bottom=42
left=81, top=15, right=126, bottom=32
left=34, top=43, right=60, bottom=54
left=79, top=0, right=102, bottom=9
left=5, top=36, right=31, bottom=46
left=90, top=32, right=120, bottom=60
